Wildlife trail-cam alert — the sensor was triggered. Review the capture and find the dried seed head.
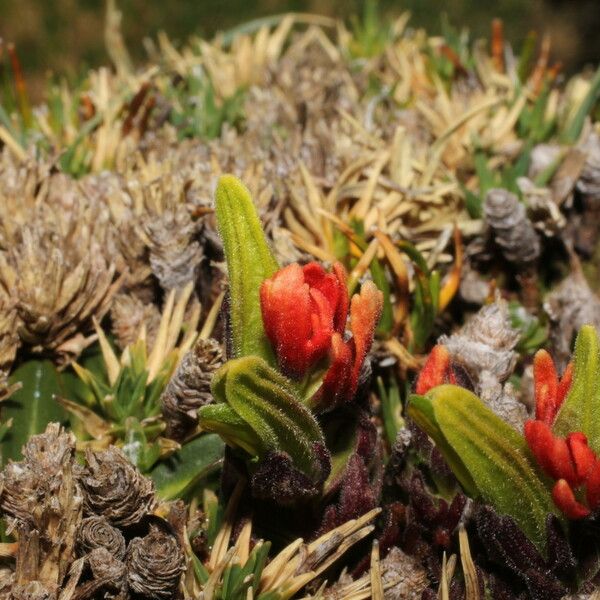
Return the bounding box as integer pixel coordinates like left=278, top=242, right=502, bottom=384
left=76, top=516, right=126, bottom=560
left=87, top=547, right=127, bottom=587
left=0, top=292, right=19, bottom=373
left=79, top=447, right=156, bottom=527
left=141, top=205, right=203, bottom=292
left=110, top=292, right=161, bottom=350
left=161, top=337, right=224, bottom=440
left=0, top=423, right=83, bottom=592
left=0, top=423, right=81, bottom=527
left=126, top=524, right=184, bottom=600
left=439, top=298, right=519, bottom=384
left=484, top=188, right=541, bottom=265
left=0, top=216, right=119, bottom=360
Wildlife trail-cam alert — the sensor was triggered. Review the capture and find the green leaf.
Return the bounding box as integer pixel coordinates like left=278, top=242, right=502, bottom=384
left=208, top=356, right=326, bottom=480
left=198, top=403, right=265, bottom=456
left=508, top=301, right=548, bottom=354
left=378, top=377, right=404, bottom=447
left=409, top=385, right=558, bottom=552
left=215, top=175, right=279, bottom=362
left=474, top=152, right=497, bottom=194
left=517, top=31, right=537, bottom=82
left=553, top=325, right=600, bottom=452
left=408, top=393, right=477, bottom=496
left=121, top=418, right=162, bottom=472
left=462, top=184, right=483, bottom=219
left=150, top=433, right=225, bottom=500
left=3, top=360, right=67, bottom=464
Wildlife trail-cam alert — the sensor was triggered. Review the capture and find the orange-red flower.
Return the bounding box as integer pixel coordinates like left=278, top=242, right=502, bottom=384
left=260, top=262, right=348, bottom=377
left=415, top=345, right=456, bottom=395
left=533, top=350, right=573, bottom=426
left=320, top=280, right=383, bottom=409
left=524, top=349, right=600, bottom=519
left=261, top=261, right=383, bottom=408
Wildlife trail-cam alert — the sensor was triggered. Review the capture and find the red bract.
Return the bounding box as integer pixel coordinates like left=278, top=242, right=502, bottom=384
left=415, top=345, right=456, bottom=395
left=525, top=349, right=600, bottom=519
left=320, top=281, right=383, bottom=409
left=260, top=262, right=348, bottom=377
left=552, top=479, right=590, bottom=520
left=533, top=349, right=573, bottom=425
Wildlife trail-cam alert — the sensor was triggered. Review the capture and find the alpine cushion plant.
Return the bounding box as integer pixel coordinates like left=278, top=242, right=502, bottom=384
left=198, top=175, right=383, bottom=504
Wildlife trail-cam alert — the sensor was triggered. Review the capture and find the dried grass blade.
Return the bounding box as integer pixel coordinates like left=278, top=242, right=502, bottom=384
left=370, top=540, right=384, bottom=600
left=208, top=480, right=245, bottom=570
left=459, top=526, right=480, bottom=600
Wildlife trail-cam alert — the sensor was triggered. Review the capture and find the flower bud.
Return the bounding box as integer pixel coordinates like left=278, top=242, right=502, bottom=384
left=260, top=262, right=348, bottom=377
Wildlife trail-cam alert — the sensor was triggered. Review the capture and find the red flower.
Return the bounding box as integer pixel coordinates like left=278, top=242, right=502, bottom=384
left=552, top=479, right=591, bottom=520
left=319, top=281, right=383, bottom=410
left=524, top=349, right=600, bottom=519
left=260, top=262, right=348, bottom=377
left=533, top=350, right=573, bottom=426
left=415, top=345, right=456, bottom=395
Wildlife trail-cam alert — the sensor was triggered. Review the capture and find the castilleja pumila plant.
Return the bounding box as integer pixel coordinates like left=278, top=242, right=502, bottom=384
left=198, top=176, right=383, bottom=504
left=411, top=324, right=600, bottom=554
left=524, top=329, right=600, bottom=519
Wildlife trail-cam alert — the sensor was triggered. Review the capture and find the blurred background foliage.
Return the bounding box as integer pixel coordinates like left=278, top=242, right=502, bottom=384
left=0, top=0, right=599, bottom=102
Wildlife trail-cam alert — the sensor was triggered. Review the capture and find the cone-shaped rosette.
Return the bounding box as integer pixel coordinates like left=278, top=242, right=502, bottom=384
left=126, top=524, right=184, bottom=599
left=79, top=447, right=156, bottom=527
left=76, top=515, right=126, bottom=560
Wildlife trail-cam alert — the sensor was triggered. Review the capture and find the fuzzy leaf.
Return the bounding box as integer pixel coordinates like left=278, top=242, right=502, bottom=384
left=3, top=360, right=67, bottom=464
left=150, top=434, right=225, bottom=500
left=409, top=384, right=558, bottom=552
left=207, top=356, right=326, bottom=480
left=198, top=402, right=264, bottom=456
left=408, top=393, right=477, bottom=496
left=215, top=175, right=279, bottom=362
left=553, top=325, right=600, bottom=453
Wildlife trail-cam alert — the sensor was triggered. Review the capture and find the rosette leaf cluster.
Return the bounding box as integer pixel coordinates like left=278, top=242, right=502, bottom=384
left=60, top=283, right=200, bottom=471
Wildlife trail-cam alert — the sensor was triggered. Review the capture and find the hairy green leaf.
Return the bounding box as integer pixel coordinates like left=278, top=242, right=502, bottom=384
left=408, top=393, right=477, bottom=496
left=409, top=385, right=558, bottom=552
left=213, top=356, right=325, bottom=479
left=553, top=325, right=600, bottom=452
left=215, top=175, right=279, bottom=362
left=198, top=403, right=264, bottom=456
